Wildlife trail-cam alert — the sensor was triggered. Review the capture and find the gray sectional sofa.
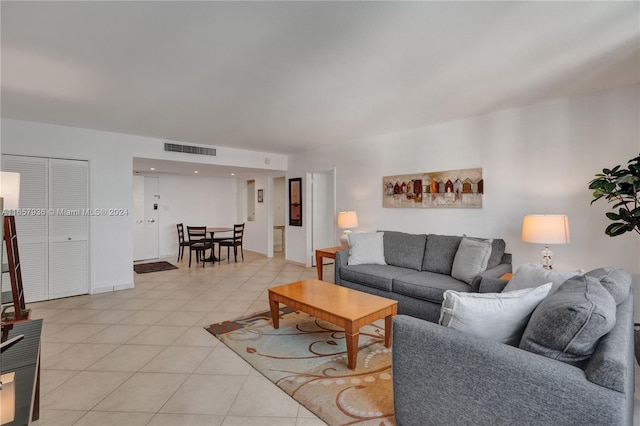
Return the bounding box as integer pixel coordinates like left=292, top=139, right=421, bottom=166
left=334, top=231, right=512, bottom=322
left=393, top=268, right=634, bottom=425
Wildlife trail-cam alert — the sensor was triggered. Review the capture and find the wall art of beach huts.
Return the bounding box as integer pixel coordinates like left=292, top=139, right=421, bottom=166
left=383, top=168, right=483, bottom=208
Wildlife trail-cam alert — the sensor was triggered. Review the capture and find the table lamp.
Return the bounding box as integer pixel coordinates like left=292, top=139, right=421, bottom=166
left=0, top=171, right=21, bottom=213
left=337, top=211, right=358, bottom=249
left=522, top=214, right=570, bottom=269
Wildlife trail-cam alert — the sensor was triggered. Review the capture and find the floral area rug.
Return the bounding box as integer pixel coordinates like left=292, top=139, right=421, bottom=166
left=206, top=307, right=396, bottom=426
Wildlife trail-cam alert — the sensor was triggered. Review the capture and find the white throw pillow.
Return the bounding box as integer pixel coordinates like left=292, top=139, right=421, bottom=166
left=347, top=232, right=386, bottom=266
left=451, top=236, right=493, bottom=284
left=503, top=263, right=576, bottom=294
left=439, top=282, right=553, bottom=345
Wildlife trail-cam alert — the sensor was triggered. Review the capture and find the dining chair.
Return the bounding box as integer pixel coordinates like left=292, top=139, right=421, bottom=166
left=218, top=223, right=245, bottom=263
left=186, top=226, right=214, bottom=267
left=176, top=223, right=192, bottom=262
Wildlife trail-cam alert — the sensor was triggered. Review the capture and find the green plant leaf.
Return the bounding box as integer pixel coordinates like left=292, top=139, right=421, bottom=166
left=606, top=212, right=621, bottom=220
left=605, top=222, right=629, bottom=237
left=590, top=154, right=640, bottom=237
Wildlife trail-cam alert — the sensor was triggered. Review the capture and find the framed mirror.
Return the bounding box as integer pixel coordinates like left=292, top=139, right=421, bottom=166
left=289, top=178, right=302, bottom=226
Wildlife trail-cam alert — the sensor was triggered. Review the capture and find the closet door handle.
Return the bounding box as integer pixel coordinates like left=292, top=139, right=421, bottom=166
left=147, top=219, right=155, bottom=223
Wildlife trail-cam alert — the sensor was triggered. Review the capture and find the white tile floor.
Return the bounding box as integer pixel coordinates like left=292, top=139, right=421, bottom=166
left=25, top=251, right=640, bottom=425
left=30, top=251, right=331, bottom=426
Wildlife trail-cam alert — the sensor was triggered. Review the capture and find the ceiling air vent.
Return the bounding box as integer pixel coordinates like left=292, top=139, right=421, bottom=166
left=164, top=143, right=216, bottom=157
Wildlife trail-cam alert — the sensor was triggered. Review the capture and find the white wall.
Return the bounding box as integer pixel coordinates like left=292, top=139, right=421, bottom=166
left=273, top=177, right=285, bottom=226
left=244, top=176, right=270, bottom=255
left=153, top=173, right=237, bottom=258
left=1, top=118, right=287, bottom=293
left=288, top=85, right=640, bottom=274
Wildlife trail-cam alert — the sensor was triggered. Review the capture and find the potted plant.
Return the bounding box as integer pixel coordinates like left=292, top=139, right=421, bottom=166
left=589, top=154, right=640, bottom=236
left=589, top=153, right=640, bottom=363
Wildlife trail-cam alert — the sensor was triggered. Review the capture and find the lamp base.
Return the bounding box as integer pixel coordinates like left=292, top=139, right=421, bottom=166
left=541, top=245, right=553, bottom=270
left=340, top=230, right=352, bottom=249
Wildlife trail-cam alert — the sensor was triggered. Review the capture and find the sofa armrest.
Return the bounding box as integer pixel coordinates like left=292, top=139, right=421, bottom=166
left=334, top=249, right=349, bottom=285
left=469, top=263, right=511, bottom=292
left=392, top=315, right=627, bottom=426
left=478, top=262, right=512, bottom=279
left=471, top=277, right=509, bottom=293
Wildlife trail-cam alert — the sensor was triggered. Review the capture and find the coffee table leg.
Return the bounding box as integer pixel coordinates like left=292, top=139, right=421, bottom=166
left=345, top=330, right=359, bottom=369
left=315, top=252, right=323, bottom=280
left=269, top=298, right=280, bottom=329
left=385, top=315, right=393, bottom=347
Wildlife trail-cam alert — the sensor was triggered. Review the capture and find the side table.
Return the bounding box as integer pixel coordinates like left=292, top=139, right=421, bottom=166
left=315, top=246, right=344, bottom=280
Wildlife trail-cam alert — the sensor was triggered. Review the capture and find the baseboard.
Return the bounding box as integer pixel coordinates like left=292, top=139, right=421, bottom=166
left=286, top=259, right=306, bottom=267
left=90, top=282, right=134, bottom=294
left=114, top=282, right=135, bottom=291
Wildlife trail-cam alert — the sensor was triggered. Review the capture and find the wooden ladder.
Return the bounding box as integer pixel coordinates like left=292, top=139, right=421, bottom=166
left=1, top=215, right=28, bottom=321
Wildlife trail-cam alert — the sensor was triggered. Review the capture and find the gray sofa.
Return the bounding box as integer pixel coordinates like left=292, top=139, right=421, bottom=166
left=393, top=268, right=635, bottom=425
left=334, top=231, right=512, bottom=322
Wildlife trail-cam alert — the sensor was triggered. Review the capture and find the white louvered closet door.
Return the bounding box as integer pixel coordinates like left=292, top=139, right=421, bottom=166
left=1, top=156, right=49, bottom=302
left=48, top=159, right=89, bottom=299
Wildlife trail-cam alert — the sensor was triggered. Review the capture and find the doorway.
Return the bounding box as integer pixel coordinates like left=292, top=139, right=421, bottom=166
left=273, top=177, right=286, bottom=253
left=311, top=169, right=336, bottom=267
left=133, top=175, right=159, bottom=261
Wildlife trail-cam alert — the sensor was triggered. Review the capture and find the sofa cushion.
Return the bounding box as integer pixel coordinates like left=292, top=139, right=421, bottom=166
left=422, top=234, right=462, bottom=274
left=451, top=236, right=493, bottom=284
left=439, top=282, right=553, bottom=345
left=347, top=232, right=386, bottom=266
left=488, top=238, right=506, bottom=270
left=585, top=267, right=631, bottom=305
left=339, top=264, right=411, bottom=292
left=393, top=271, right=471, bottom=304
left=519, top=274, right=617, bottom=366
left=381, top=231, right=427, bottom=271
left=503, top=263, right=570, bottom=294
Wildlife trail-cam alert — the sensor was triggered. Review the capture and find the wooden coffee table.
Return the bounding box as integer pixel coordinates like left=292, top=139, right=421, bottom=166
left=268, top=279, right=398, bottom=369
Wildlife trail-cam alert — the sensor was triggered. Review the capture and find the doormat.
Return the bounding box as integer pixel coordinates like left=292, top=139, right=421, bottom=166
left=133, top=261, right=178, bottom=274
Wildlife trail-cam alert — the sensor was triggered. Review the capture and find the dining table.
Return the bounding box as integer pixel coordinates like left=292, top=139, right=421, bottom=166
left=205, top=227, right=233, bottom=262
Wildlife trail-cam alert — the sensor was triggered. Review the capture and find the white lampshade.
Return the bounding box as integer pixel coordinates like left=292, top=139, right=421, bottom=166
left=337, top=211, right=358, bottom=229
left=0, top=172, right=21, bottom=211
left=0, top=372, right=16, bottom=425
left=522, top=215, right=570, bottom=244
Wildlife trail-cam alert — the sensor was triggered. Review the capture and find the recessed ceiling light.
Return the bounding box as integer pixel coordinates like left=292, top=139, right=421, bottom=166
left=194, top=170, right=198, bottom=174
left=231, top=173, right=235, bottom=176
left=150, top=167, right=155, bottom=171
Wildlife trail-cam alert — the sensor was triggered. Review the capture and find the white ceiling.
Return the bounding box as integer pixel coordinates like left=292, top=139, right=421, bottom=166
left=2, top=1, right=639, bottom=158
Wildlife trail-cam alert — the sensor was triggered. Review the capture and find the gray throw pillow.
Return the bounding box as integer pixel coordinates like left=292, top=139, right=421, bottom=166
left=519, top=275, right=617, bottom=366
left=503, top=263, right=569, bottom=294
left=422, top=234, right=462, bottom=274
left=451, top=237, right=493, bottom=285
left=467, top=236, right=506, bottom=270
left=585, top=267, right=631, bottom=305
left=381, top=231, right=427, bottom=271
